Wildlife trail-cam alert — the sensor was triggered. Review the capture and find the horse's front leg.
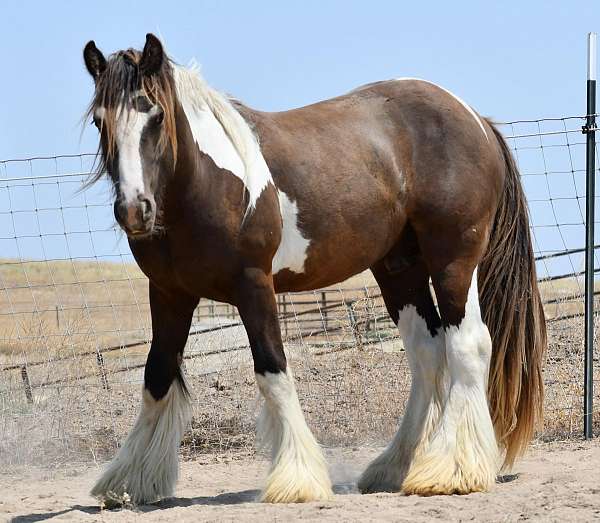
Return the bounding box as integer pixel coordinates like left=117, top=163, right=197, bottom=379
left=236, top=267, right=333, bottom=503
left=91, top=283, right=198, bottom=506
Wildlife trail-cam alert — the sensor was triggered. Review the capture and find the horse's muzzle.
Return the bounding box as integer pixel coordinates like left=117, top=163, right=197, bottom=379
left=114, top=194, right=155, bottom=238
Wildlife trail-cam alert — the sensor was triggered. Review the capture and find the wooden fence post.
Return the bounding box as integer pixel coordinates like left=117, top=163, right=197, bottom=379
left=321, top=291, right=328, bottom=332
left=281, top=294, right=288, bottom=338
left=363, top=288, right=372, bottom=333
left=20, top=365, right=33, bottom=404
left=345, top=300, right=362, bottom=347
left=96, top=351, right=110, bottom=390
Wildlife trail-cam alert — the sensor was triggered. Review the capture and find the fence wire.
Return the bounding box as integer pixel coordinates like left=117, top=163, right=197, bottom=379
left=0, top=115, right=598, bottom=468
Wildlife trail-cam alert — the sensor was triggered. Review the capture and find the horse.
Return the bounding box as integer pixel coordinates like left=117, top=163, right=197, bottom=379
left=82, top=34, right=546, bottom=506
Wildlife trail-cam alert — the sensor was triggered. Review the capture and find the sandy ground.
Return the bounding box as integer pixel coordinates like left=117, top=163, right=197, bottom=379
left=2, top=440, right=599, bottom=523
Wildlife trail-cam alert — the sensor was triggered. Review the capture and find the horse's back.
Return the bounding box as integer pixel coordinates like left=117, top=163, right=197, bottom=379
left=241, top=78, right=505, bottom=291
left=320, top=79, right=504, bottom=231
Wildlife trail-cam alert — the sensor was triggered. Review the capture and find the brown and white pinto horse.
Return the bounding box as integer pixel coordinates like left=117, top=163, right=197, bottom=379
left=83, top=34, right=546, bottom=505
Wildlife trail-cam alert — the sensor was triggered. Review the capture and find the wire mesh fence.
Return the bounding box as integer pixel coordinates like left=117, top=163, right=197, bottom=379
left=0, top=115, right=599, bottom=469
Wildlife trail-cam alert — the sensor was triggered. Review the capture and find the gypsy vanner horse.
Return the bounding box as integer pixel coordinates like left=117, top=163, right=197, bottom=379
left=83, top=34, right=546, bottom=505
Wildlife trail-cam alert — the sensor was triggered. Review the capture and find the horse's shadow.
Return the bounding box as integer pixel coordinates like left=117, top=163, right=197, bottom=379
left=143, top=488, right=261, bottom=510
left=10, top=484, right=356, bottom=522
left=11, top=482, right=358, bottom=522
left=9, top=489, right=259, bottom=522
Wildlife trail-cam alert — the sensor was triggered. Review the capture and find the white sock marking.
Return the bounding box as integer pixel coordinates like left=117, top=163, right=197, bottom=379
left=256, top=370, right=332, bottom=503
left=359, top=304, right=446, bottom=492
left=91, top=380, right=192, bottom=505
left=403, top=267, right=499, bottom=494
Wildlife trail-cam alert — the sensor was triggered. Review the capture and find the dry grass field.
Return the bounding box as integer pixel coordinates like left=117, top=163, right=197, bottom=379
left=0, top=258, right=149, bottom=358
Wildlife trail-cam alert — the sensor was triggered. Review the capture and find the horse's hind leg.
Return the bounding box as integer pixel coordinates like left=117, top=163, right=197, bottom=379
left=91, top=284, right=197, bottom=506
left=402, top=252, right=499, bottom=495
left=358, top=256, right=446, bottom=493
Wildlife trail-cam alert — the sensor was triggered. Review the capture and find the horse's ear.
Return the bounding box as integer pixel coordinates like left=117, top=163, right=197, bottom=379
left=83, top=41, right=107, bottom=81
left=139, top=33, right=164, bottom=76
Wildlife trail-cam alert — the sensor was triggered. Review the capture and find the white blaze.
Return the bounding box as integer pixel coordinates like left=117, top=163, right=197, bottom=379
left=113, top=107, right=158, bottom=203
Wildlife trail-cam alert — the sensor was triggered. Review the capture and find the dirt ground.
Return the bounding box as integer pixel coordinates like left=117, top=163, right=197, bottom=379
left=2, top=439, right=599, bottom=523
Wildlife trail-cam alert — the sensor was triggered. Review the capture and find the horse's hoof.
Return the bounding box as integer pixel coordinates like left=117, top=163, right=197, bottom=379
left=259, top=466, right=334, bottom=504
left=357, top=464, right=402, bottom=494
left=402, top=454, right=494, bottom=496
left=259, top=483, right=333, bottom=503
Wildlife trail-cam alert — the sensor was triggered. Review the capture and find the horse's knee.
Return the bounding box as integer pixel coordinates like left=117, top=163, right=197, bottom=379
left=144, top=348, right=181, bottom=400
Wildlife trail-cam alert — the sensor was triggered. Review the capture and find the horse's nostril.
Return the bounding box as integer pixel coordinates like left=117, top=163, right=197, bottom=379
left=114, top=199, right=128, bottom=224
left=140, top=198, right=152, bottom=221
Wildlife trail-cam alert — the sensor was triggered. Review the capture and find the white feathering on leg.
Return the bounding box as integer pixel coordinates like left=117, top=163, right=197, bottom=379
left=402, top=268, right=500, bottom=495
left=91, top=378, right=192, bottom=506
left=256, top=370, right=333, bottom=503
left=358, top=305, right=446, bottom=493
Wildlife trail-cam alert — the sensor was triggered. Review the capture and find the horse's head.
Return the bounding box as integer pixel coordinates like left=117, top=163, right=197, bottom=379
left=83, top=34, right=178, bottom=238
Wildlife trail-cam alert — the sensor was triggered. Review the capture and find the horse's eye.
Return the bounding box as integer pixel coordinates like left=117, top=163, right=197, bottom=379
left=155, top=112, right=164, bottom=125
left=92, top=118, right=101, bottom=129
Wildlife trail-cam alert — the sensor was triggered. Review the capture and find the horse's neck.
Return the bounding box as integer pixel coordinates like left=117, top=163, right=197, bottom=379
left=168, top=116, right=249, bottom=222
left=179, top=100, right=246, bottom=180
left=174, top=97, right=274, bottom=211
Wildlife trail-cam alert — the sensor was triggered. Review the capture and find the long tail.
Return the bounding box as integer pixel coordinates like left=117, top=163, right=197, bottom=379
left=478, top=119, right=547, bottom=468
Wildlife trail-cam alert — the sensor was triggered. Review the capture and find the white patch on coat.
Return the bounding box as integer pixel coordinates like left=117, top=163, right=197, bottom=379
left=256, top=370, right=333, bottom=503
left=173, top=65, right=272, bottom=209
left=402, top=268, right=500, bottom=495
left=358, top=304, right=446, bottom=493
left=176, top=95, right=245, bottom=178
left=91, top=379, right=192, bottom=505
left=394, top=78, right=489, bottom=142
left=272, top=190, right=310, bottom=275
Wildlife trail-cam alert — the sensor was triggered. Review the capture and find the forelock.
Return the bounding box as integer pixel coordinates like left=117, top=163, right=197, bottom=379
left=85, top=47, right=178, bottom=181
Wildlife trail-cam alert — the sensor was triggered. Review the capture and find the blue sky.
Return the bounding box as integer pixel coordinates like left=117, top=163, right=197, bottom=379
left=0, top=1, right=597, bottom=277
left=0, top=0, right=598, bottom=159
